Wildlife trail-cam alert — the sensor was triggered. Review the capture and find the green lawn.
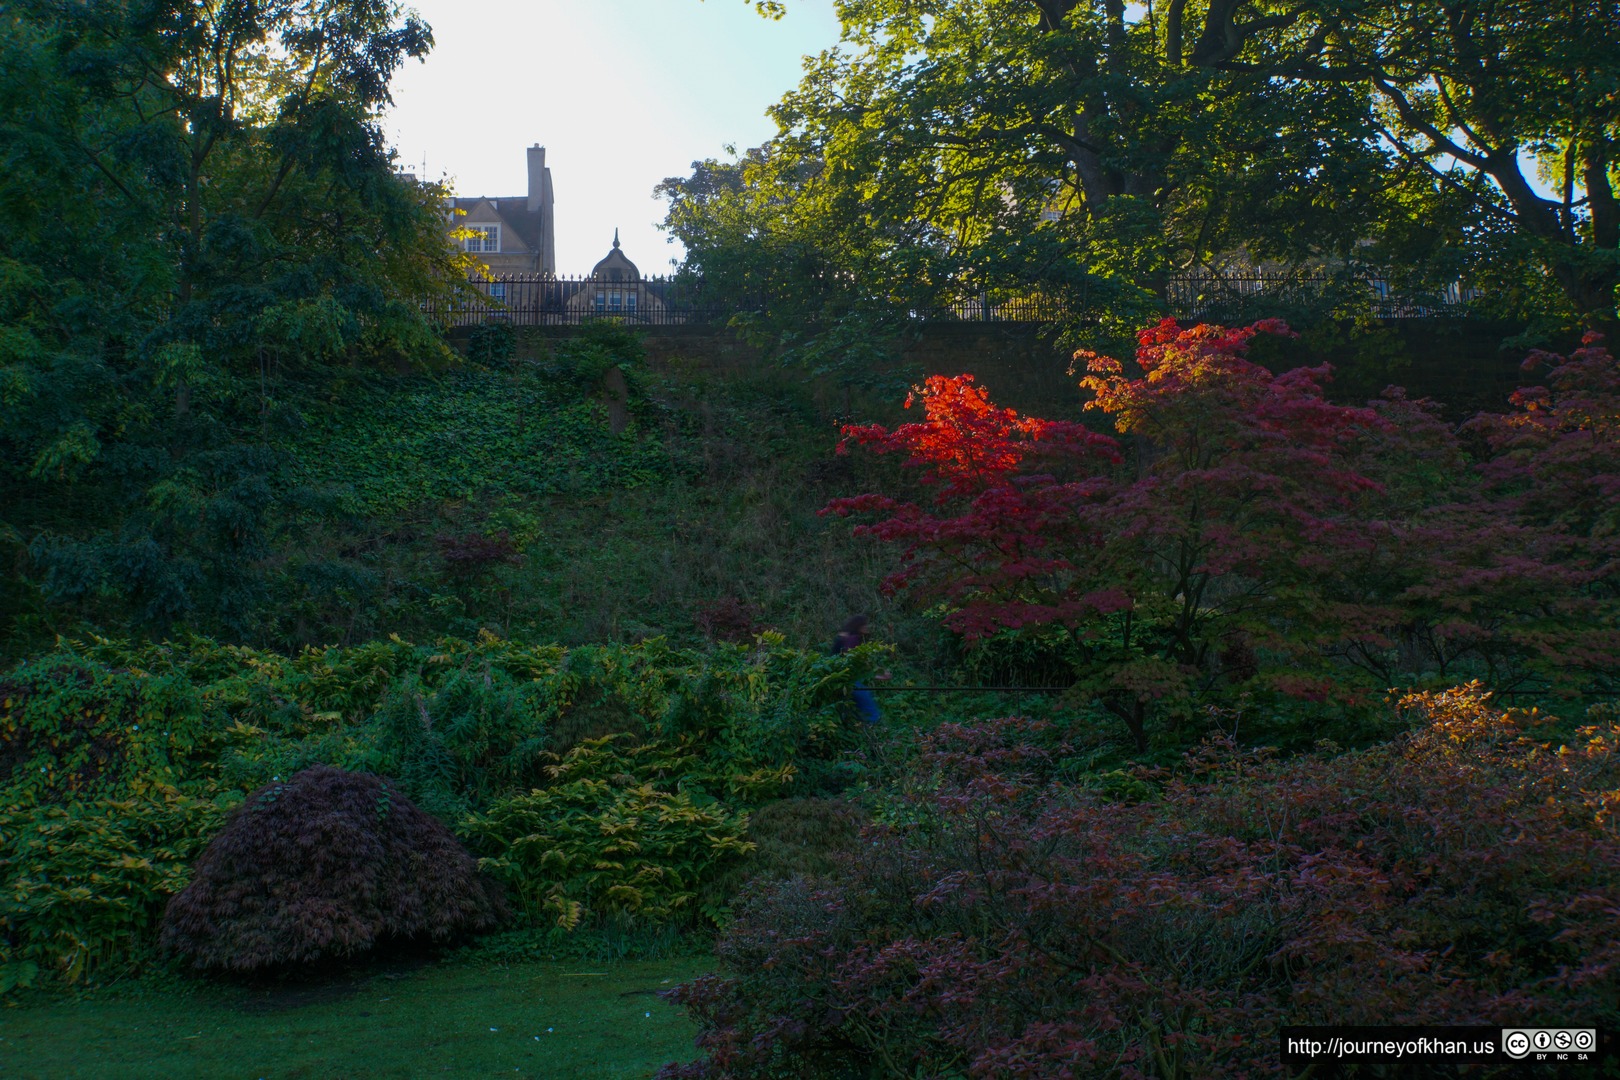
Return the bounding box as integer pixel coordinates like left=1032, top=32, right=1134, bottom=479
left=0, top=957, right=710, bottom=1080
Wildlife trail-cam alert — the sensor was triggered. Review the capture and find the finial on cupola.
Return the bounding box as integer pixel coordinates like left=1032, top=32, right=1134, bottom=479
left=612, top=228, right=621, bottom=249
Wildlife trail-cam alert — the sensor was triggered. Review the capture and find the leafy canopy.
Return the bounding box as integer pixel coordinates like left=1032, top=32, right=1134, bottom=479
left=673, top=0, right=1620, bottom=333
left=0, top=0, right=474, bottom=644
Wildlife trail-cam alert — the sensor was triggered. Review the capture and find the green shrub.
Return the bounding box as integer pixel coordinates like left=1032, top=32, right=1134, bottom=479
left=551, top=321, right=645, bottom=390
left=467, top=322, right=516, bottom=367
left=366, top=665, right=552, bottom=820
left=0, top=790, right=237, bottom=991
left=697, top=797, right=866, bottom=919
left=45, top=633, right=860, bottom=813
left=466, top=735, right=754, bottom=930
left=0, top=631, right=869, bottom=985
left=651, top=634, right=858, bottom=799
left=279, top=367, right=673, bottom=518
left=0, top=652, right=223, bottom=804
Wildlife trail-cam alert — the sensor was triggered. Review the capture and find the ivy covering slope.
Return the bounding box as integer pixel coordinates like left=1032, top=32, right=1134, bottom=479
left=280, top=348, right=673, bottom=519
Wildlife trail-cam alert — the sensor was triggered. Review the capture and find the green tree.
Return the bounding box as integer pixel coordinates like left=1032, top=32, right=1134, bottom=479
left=665, top=0, right=1394, bottom=334
left=0, top=0, right=468, bottom=647
left=676, top=0, right=1620, bottom=332
left=1282, top=0, right=1620, bottom=329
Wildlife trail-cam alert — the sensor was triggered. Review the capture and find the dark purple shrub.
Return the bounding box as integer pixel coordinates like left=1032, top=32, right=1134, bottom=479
left=659, top=693, right=1620, bottom=1079
left=694, top=596, right=762, bottom=643
left=162, top=765, right=503, bottom=971
left=436, top=530, right=522, bottom=578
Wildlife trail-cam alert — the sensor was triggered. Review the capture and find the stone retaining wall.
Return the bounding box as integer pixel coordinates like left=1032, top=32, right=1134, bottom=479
left=453, top=318, right=1564, bottom=419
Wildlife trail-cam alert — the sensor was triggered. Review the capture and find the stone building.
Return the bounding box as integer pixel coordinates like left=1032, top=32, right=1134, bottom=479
left=447, top=144, right=556, bottom=275
left=564, top=230, right=666, bottom=319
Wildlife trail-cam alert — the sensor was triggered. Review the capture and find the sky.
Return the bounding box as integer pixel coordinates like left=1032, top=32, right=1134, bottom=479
left=382, top=1, right=844, bottom=275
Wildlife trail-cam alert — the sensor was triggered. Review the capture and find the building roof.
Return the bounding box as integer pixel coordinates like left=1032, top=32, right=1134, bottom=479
left=451, top=197, right=545, bottom=254
left=590, top=229, right=640, bottom=280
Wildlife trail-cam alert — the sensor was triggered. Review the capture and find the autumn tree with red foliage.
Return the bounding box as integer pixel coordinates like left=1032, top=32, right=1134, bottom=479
left=1472, top=331, right=1620, bottom=539
left=1439, top=333, right=1620, bottom=689
left=1073, top=320, right=1398, bottom=718
left=1326, top=333, right=1620, bottom=692
left=828, top=320, right=1620, bottom=744
left=827, top=320, right=1406, bottom=746
left=826, top=370, right=1123, bottom=633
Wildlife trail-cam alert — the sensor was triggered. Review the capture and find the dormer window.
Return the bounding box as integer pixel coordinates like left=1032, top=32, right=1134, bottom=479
left=464, top=225, right=500, bottom=253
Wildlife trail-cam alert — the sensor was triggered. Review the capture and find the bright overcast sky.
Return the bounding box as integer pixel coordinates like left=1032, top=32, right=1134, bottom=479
left=382, top=1, right=842, bottom=274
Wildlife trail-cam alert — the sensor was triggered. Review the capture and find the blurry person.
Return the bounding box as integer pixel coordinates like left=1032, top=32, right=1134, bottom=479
left=832, top=614, right=888, bottom=724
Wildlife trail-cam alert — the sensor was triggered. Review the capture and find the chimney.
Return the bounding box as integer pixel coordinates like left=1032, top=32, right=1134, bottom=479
left=527, top=144, right=547, bottom=212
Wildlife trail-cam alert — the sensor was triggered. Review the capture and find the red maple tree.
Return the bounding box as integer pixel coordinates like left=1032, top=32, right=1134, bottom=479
left=828, top=320, right=1620, bottom=745
left=827, top=372, right=1122, bottom=634
left=828, top=320, right=1414, bottom=746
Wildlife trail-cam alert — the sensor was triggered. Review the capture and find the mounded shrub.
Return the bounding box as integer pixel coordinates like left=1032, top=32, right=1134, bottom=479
left=161, top=766, right=502, bottom=971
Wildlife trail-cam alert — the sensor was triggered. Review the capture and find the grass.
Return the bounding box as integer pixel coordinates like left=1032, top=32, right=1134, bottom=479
left=0, top=955, right=711, bottom=1080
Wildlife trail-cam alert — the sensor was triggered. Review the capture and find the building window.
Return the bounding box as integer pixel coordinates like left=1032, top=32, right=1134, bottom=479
left=464, top=225, right=500, bottom=252
left=489, top=283, right=507, bottom=302
left=595, top=291, right=606, bottom=312
left=625, top=292, right=638, bottom=312
left=608, top=290, right=622, bottom=312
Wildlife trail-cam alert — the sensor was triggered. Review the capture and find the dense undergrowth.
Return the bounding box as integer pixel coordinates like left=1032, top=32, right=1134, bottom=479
left=0, top=632, right=876, bottom=993
left=3, top=319, right=1617, bottom=1080
left=7, top=3, right=1616, bottom=1069
left=5, top=323, right=910, bottom=663
left=662, top=688, right=1620, bottom=1079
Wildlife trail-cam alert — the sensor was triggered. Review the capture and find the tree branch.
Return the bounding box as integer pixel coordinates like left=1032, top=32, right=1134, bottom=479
left=1166, top=0, right=1186, bottom=68
left=73, top=138, right=150, bottom=213
left=1370, top=75, right=1490, bottom=170
left=1585, top=137, right=1619, bottom=253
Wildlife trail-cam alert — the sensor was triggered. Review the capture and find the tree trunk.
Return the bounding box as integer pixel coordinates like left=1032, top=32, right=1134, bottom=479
left=1106, top=694, right=1149, bottom=751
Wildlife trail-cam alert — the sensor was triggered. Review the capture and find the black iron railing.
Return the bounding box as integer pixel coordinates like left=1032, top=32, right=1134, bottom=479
left=1162, top=271, right=1482, bottom=320
left=429, top=274, right=730, bottom=327
left=429, top=270, right=1484, bottom=328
